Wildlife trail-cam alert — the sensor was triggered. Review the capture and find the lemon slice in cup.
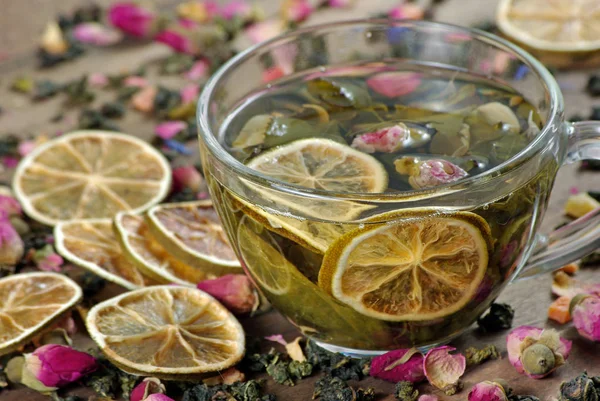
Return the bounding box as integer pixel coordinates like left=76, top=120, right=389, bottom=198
left=319, top=210, right=491, bottom=321
left=0, top=272, right=82, bottom=355
left=86, top=286, right=245, bottom=379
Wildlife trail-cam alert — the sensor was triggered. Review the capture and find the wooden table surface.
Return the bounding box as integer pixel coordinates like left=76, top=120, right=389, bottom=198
left=1, top=1, right=599, bottom=400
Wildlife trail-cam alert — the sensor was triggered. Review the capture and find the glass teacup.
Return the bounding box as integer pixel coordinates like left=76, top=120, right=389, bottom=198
left=197, top=20, right=600, bottom=354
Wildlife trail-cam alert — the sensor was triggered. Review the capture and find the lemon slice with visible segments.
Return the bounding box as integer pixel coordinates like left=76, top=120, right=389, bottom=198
left=245, top=138, right=387, bottom=221
left=145, top=201, right=241, bottom=276
left=55, top=219, right=156, bottom=290
left=12, top=131, right=171, bottom=226
left=86, top=286, right=245, bottom=379
left=114, top=212, right=208, bottom=286
left=497, top=0, right=600, bottom=52
left=0, top=272, right=82, bottom=355
left=319, top=210, right=491, bottom=322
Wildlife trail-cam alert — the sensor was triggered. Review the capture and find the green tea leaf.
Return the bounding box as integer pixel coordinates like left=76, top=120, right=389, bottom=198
left=232, top=114, right=272, bottom=149
left=263, top=117, right=315, bottom=147
left=429, top=122, right=470, bottom=156
left=307, top=78, right=372, bottom=108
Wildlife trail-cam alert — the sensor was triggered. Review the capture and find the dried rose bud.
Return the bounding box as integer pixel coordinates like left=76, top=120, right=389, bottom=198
left=185, top=59, right=210, bottom=81
left=23, top=344, right=97, bottom=388
left=468, top=381, right=509, bottom=401
left=221, top=0, right=254, bottom=21
left=180, top=84, right=199, bottom=105
left=155, top=27, right=196, bottom=54
left=132, top=86, right=157, bottom=113
left=0, top=214, right=25, bottom=266
left=245, top=20, right=285, bottom=44
left=72, top=22, right=123, bottom=46
left=506, top=326, right=571, bottom=379
left=145, top=395, right=175, bottom=401
left=370, top=348, right=425, bottom=383
left=33, top=245, right=64, bottom=272
left=352, top=124, right=412, bottom=153
left=570, top=295, right=600, bottom=342
left=130, top=377, right=165, bottom=401
left=108, top=3, right=158, bottom=38
left=172, top=165, right=204, bottom=193
left=197, top=274, right=258, bottom=315
left=388, top=4, right=425, bottom=20
left=395, top=157, right=468, bottom=189
left=366, top=72, right=422, bottom=98
left=423, top=346, right=466, bottom=394
left=0, top=194, right=21, bottom=217
left=281, top=0, right=313, bottom=23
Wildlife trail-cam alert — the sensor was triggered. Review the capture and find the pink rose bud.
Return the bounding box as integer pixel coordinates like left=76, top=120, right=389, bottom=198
left=89, top=72, right=109, bottom=88
left=395, top=157, right=468, bottom=190
left=33, top=245, right=64, bottom=272
left=281, top=0, right=313, bottom=23
left=132, top=86, right=157, bottom=113
left=185, top=59, right=210, bottom=81
left=366, top=72, right=422, bottom=98
left=328, top=0, right=352, bottom=8
left=468, top=381, right=509, bottom=401
left=24, top=344, right=97, bottom=388
left=72, top=22, right=123, bottom=46
left=351, top=124, right=411, bottom=153
left=197, top=274, right=258, bottom=315
left=0, top=213, right=24, bottom=266
left=570, top=295, right=600, bottom=342
left=423, top=346, right=466, bottom=394
left=180, top=84, right=199, bottom=104
left=124, top=76, right=149, bottom=88
left=221, top=0, right=253, bottom=20
left=370, top=348, right=425, bottom=383
left=108, top=3, right=158, bottom=38
left=17, top=140, right=37, bottom=158
left=0, top=194, right=21, bottom=216
left=245, top=20, right=284, bottom=44
left=388, top=4, right=425, bottom=20
left=155, top=121, right=187, bottom=140
left=131, top=377, right=165, bottom=401
left=506, top=326, right=571, bottom=379
left=155, top=28, right=195, bottom=54
left=145, top=395, right=175, bottom=401
left=172, top=165, right=203, bottom=193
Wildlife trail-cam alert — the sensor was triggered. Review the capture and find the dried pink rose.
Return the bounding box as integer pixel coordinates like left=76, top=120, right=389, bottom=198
left=245, top=20, right=284, bottom=44
left=2, top=156, right=19, bottom=169
left=418, top=396, right=439, bottom=401
left=18, top=140, right=37, bottom=157
left=366, top=72, right=422, bottom=98
left=468, top=381, right=508, bottom=401
left=263, top=66, right=286, bottom=83
left=156, top=121, right=187, bottom=140
left=23, top=344, right=97, bottom=388
left=180, top=84, right=199, bottom=104
left=570, top=295, right=600, bottom=342
left=108, top=3, right=158, bottom=38
left=281, top=0, right=313, bottom=23
left=388, top=4, right=425, bottom=20
left=132, top=86, right=157, bottom=112
left=185, top=59, right=210, bottom=81
left=221, top=0, right=253, bottom=20
left=172, top=165, right=203, bottom=193
left=328, top=0, right=352, bottom=8
left=197, top=274, right=258, bottom=315
left=155, top=28, right=195, bottom=54
left=124, top=76, right=148, bottom=88
left=506, top=326, right=571, bottom=379
left=145, top=395, right=175, bottom=401
left=265, top=334, right=288, bottom=346
left=0, top=212, right=24, bottom=266
left=395, top=157, right=468, bottom=190
left=0, top=194, right=21, bottom=216
left=131, top=377, right=165, bottom=401
left=369, top=348, right=425, bottom=383
left=33, top=245, right=64, bottom=272
left=89, top=72, right=109, bottom=87
left=423, top=346, right=466, bottom=393
left=351, top=124, right=411, bottom=153
left=72, top=22, right=123, bottom=46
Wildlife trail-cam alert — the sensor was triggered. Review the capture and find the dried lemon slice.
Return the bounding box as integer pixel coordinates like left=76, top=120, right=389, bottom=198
left=497, top=0, right=600, bottom=52
left=13, top=131, right=171, bottom=226
left=55, top=219, right=156, bottom=290
left=86, top=286, right=245, bottom=379
left=0, top=272, right=82, bottom=355
left=145, top=201, right=241, bottom=276
left=245, top=138, right=387, bottom=221
left=114, top=212, right=208, bottom=286
left=319, top=210, right=491, bottom=321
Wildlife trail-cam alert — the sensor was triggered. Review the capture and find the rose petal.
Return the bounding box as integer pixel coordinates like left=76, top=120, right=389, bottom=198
left=370, top=348, right=425, bottom=383
left=418, top=396, right=439, bottom=401
left=155, top=121, right=188, bottom=140
left=108, top=3, right=156, bottom=38
left=172, top=165, right=204, bottom=193
left=180, top=84, right=199, bottom=104
left=145, top=395, right=175, bottom=401
left=366, top=72, right=422, bottom=98
left=388, top=4, right=425, bottom=20
left=423, top=346, right=466, bottom=391
left=328, top=0, right=352, bottom=8
left=572, top=296, right=600, bottom=341
left=203, top=367, right=245, bottom=386
left=245, top=20, right=284, bottom=44
left=263, top=66, right=286, bottom=83
left=506, top=325, right=542, bottom=372
left=185, top=59, right=210, bottom=81
left=221, top=0, right=253, bottom=20
left=265, top=334, right=287, bottom=346
left=197, top=274, right=257, bottom=314
left=2, top=157, right=19, bottom=169
left=0, top=217, right=24, bottom=266
left=124, top=76, right=148, bottom=88
left=468, top=381, right=508, bottom=401
left=281, top=0, right=313, bottom=23
left=131, top=86, right=157, bottom=113
left=0, top=194, right=21, bottom=216
left=130, top=377, right=165, bottom=401
left=73, top=22, right=123, bottom=46
left=285, top=337, right=306, bottom=362
left=155, top=29, right=195, bottom=54
left=88, top=72, right=109, bottom=88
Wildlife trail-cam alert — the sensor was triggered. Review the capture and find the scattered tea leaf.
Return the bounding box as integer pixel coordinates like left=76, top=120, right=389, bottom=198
left=100, top=102, right=126, bottom=119
left=63, top=75, right=95, bottom=106
left=394, top=381, right=419, bottom=401
left=33, top=80, right=64, bottom=101
left=182, top=380, right=275, bottom=401
left=465, top=344, right=500, bottom=366
left=78, top=109, right=120, bottom=131
left=313, top=375, right=375, bottom=401
left=304, top=340, right=369, bottom=381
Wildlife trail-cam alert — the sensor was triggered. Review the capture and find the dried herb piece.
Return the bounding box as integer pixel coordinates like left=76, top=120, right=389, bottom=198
left=159, top=54, right=196, bottom=75
left=117, top=86, right=141, bottom=101
left=100, top=102, right=126, bottom=119
left=50, top=394, right=83, bottom=401
left=305, top=340, right=370, bottom=381
left=394, top=381, right=419, bottom=401
left=477, top=303, right=514, bottom=333
left=182, top=380, right=275, bottom=401
left=78, top=109, right=120, bottom=131
left=244, top=348, right=312, bottom=386
left=82, top=354, right=138, bottom=399
left=80, top=272, right=106, bottom=298
left=0, top=136, right=19, bottom=158
left=33, top=80, right=64, bottom=101
left=37, top=39, right=85, bottom=68
left=63, top=76, right=95, bottom=106
left=558, top=372, right=600, bottom=401
left=10, top=76, right=34, bottom=94
left=313, top=375, right=375, bottom=401
left=586, top=75, right=600, bottom=97
left=153, top=87, right=182, bottom=118
left=465, top=345, right=500, bottom=366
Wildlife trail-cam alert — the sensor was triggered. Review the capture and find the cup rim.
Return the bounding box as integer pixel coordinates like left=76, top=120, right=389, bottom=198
left=197, top=18, right=563, bottom=201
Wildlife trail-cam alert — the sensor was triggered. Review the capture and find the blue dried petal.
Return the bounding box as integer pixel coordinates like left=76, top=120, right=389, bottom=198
left=163, top=139, right=192, bottom=155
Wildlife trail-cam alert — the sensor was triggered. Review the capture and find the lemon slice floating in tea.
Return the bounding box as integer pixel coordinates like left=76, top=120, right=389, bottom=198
left=319, top=210, right=491, bottom=321
left=145, top=201, right=241, bottom=276
left=86, top=286, right=245, bottom=379
left=0, top=272, right=82, bottom=355
left=12, top=131, right=171, bottom=226
left=114, top=212, right=208, bottom=286
left=245, top=138, right=387, bottom=221
left=497, top=0, right=600, bottom=66
left=55, top=219, right=156, bottom=290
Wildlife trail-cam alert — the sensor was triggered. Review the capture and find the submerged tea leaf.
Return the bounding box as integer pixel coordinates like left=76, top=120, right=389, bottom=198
left=307, top=78, right=372, bottom=108
left=429, top=123, right=470, bottom=156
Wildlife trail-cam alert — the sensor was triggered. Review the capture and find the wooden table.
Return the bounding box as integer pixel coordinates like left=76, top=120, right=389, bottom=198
left=1, top=1, right=599, bottom=400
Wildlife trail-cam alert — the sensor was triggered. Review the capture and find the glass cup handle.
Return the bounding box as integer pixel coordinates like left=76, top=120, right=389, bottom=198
left=517, top=121, right=600, bottom=279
